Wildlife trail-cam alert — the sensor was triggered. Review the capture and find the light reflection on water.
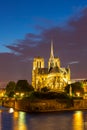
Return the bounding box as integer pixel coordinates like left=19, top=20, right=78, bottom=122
left=0, top=107, right=86, bottom=130
left=72, top=111, right=84, bottom=130
left=13, top=111, right=27, bottom=130
left=0, top=110, right=2, bottom=130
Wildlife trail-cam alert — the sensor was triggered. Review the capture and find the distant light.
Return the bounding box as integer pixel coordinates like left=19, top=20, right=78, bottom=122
left=16, top=92, right=19, bottom=95
left=76, top=92, right=80, bottom=97
left=9, top=108, right=14, bottom=113
left=20, top=93, right=24, bottom=97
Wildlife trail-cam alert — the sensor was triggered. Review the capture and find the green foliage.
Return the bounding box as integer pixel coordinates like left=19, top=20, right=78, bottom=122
left=65, top=81, right=84, bottom=95
left=5, top=80, right=34, bottom=97
left=41, top=87, right=50, bottom=92
left=15, top=80, right=34, bottom=92
left=5, top=81, right=16, bottom=97
left=31, top=91, right=70, bottom=100
left=6, top=81, right=16, bottom=91
left=7, top=91, right=15, bottom=97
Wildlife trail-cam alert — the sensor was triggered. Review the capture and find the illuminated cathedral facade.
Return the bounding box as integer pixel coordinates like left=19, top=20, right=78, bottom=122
left=32, top=42, right=71, bottom=92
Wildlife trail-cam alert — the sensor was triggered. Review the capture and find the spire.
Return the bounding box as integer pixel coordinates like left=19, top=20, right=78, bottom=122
left=48, top=40, right=54, bottom=69
left=50, top=40, right=54, bottom=58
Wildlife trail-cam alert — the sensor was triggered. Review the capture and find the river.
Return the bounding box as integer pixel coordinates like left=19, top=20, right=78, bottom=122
left=0, top=106, right=87, bottom=130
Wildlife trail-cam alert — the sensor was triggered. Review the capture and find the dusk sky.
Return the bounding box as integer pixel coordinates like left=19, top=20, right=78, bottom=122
left=0, top=0, right=87, bottom=86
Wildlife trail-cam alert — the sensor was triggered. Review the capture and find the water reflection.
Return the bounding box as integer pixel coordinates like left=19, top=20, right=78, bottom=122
left=0, top=107, right=87, bottom=130
left=72, top=111, right=84, bottom=130
left=18, top=112, right=27, bottom=130
left=0, top=110, right=2, bottom=130
left=13, top=111, right=27, bottom=130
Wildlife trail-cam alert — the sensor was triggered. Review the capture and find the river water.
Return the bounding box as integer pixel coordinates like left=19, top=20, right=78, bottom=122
left=0, top=107, right=87, bottom=130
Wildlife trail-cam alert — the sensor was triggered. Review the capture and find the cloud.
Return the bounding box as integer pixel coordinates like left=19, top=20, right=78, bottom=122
left=68, top=61, right=79, bottom=65
left=1, top=7, right=87, bottom=83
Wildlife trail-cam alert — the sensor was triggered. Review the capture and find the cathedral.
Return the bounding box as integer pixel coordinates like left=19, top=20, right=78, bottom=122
left=32, top=41, right=71, bottom=92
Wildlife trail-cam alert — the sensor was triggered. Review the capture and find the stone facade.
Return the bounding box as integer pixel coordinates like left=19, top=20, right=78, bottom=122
left=32, top=41, right=71, bottom=92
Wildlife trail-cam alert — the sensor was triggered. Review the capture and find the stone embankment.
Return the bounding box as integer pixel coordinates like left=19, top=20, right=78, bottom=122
left=15, top=99, right=70, bottom=112
left=0, top=100, right=3, bottom=106
left=2, top=98, right=87, bottom=112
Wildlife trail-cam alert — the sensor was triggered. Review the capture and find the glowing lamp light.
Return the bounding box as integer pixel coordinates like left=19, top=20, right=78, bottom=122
left=20, top=93, right=24, bottom=97
left=76, top=92, right=80, bottom=97
left=16, top=92, right=19, bottom=95
left=9, top=108, right=14, bottom=113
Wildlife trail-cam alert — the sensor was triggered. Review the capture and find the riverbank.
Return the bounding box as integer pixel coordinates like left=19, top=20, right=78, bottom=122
left=1, top=98, right=87, bottom=112
left=0, top=107, right=81, bottom=130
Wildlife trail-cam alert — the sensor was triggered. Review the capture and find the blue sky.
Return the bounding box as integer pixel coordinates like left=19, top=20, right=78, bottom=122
left=0, top=0, right=87, bottom=84
left=0, top=0, right=87, bottom=52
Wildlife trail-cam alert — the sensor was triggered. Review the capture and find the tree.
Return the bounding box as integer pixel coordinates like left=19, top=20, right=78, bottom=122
left=41, top=87, right=50, bottom=92
left=5, top=81, right=16, bottom=97
left=15, top=80, right=34, bottom=92
left=65, top=81, right=84, bottom=96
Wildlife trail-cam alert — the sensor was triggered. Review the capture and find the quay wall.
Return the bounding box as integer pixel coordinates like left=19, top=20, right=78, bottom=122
left=15, top=99, right=68, bottom=112
left=2, top=99, right=87, bottom=112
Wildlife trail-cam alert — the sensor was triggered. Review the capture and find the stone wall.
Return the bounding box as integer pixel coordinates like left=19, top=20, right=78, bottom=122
left=3, top=99, right=87, bottom=112
left=73, top=99, right=87, bottom=109
left=3, top=99, right=15, bottom=108
left=14, top=99, right=70, bottom=112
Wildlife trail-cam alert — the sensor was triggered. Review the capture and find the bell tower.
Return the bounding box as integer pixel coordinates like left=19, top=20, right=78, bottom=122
left=33, top=57, right=44, bottom=70
left=32, top=57, right=44, bottom=88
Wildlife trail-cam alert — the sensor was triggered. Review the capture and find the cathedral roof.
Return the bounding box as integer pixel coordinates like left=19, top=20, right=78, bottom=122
left=49, top=67, right=60, bottom=73
left=38, top=68, right=49, bottom=74
left=37, top=67, right=68, bottom=75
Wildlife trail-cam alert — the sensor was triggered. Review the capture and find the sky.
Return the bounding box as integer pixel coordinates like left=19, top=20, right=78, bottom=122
left=0, top=0, right=87, bottom=86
